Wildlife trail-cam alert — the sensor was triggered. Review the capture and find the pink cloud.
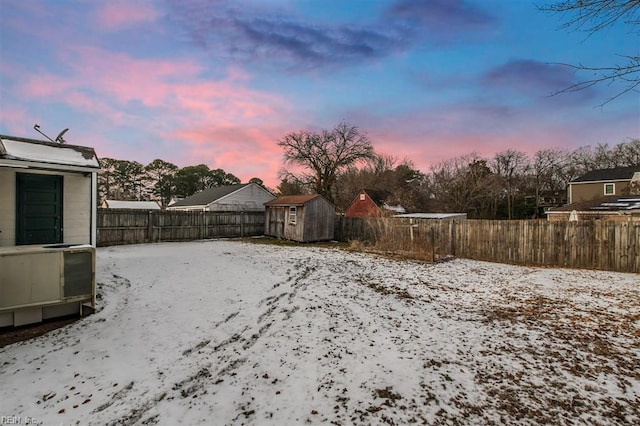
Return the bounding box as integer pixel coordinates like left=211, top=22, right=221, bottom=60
left=11, top=45, right=300, bottom=187
left=95, top=0, right=159, bottom=31
left=359, top=102, right=636, bottom=175
left=172, top=125, right=290, bottom=187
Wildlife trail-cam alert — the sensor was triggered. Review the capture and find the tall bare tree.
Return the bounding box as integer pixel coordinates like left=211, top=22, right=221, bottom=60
left=540, top=0, right=640, bottom=104
left=429, top=154, right=498, bottom=217
left=491, top=150, right=530, bottom=219
left=529, top=148, right=570, bottom=215
left=278, top=121, right=375, bottom=203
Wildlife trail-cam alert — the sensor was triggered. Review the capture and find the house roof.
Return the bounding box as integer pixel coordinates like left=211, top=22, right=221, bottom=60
left=170, top=184, right=248, bottom=207
left=264, top=194, right=324, bottom=206
left=571, top=165, right=640, bottom=183
left=0, top=134, right=100, bottom=171
left=548, top=196, right=640, bottom=213
left=104, top=200, right=161, bottom=210
left=361, top=189, right=392, bottom=206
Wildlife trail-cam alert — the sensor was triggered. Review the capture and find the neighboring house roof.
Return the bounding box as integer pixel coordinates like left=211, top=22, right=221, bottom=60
left=264, top=194, right=326, bottom=206
left=103, top=200, right=161, bottom=210
left=548, top=196, right=640, bottom=212
left=362, top=189, right=407, bottom=214
left=571, top=166, right=640, bottom=183
left=395, top=213, right=467, bottom=219
left=384, top=204, right=407, bottom=214
left=0, top=134, right=100, bottom=171
left=170, top=184, right=249, bottom=208
left=362, top=189, right=392, bottom=206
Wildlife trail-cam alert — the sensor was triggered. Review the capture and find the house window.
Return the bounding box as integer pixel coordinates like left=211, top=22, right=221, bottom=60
left=289, top=206, right=297, bottom=224
left=360, top=193, right=366, bottom=201
left=604, top=183, right=615, bottom=195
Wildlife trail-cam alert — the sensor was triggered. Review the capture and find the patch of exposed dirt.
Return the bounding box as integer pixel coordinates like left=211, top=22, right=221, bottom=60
left=0, top=315, right=81, bottom=348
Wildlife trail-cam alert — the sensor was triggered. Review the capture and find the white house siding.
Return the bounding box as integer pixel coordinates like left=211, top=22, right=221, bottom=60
left=0, top=169, right=92, bottom=246
left=64, top=173, right=92, bottom=244
left=208, top=184, right=275, bottom=212
left=0, top=169, right=16, bottom=246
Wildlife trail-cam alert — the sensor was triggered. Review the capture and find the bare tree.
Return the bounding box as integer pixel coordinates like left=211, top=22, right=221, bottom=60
left=429, top=154, right=498, bottom=217
left=540, top=0, right=640, bottom=105
left=611, top=138, right=640, bottom=165
left=491, top=150, right=530, bottom=219
left=530, top=148, right=571, bottom=215
left=278, top=121, right=375, bottom=203
left=569, top=139, right=640, bottom=174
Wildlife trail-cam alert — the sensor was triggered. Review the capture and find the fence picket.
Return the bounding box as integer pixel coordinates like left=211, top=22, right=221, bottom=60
left=334, top=217, right=639, bottom=273
left=97, top=209, right=265, bottom=246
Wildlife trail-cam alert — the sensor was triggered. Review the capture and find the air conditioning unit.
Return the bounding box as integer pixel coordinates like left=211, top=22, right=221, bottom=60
left=0, top=245, right=96, bottom=327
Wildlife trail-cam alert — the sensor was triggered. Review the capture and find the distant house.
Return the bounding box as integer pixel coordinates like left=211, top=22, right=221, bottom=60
left=102, top=200, right=161, bottom=210
left=344, top=189, right=406, bottom=218
left=568, top=166, right=640, bottom=204
left=0, top=134, right=99, bottom=327
left=167, top=183, right=275, bottom=212
left=264, top=194, right=335, bottom=242
left=546, top=196, right=640, bottom=222
left=167, top=197, right=182, bottom=207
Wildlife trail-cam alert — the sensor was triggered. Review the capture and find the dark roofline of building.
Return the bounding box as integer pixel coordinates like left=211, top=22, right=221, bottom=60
left=570, top=165, right=640, bottom=183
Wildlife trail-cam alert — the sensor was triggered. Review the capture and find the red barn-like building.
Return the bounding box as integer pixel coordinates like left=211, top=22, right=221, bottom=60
left=345, top=189, right=404, bottom=218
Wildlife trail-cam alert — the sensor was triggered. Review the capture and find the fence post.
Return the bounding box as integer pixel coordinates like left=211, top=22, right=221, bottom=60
left=147, top=210, right=153, bottom=243
left=451, top=220, right=456, bottom=257
left=430, top=227, right=435, bottom=262
left=200, top=211, right=204, bottom=240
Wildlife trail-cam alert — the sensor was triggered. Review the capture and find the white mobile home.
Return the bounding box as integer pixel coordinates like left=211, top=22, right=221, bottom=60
left=0, top=135, right=100, bottom=327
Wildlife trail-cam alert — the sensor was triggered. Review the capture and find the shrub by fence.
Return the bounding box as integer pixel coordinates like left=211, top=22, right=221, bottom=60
left=335, top=217, right=640, bottom=273
left=97, top=209, right=265, bottom=246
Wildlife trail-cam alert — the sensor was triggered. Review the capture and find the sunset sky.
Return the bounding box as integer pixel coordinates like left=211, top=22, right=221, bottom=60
left=1, top=0, right=638, bottom=187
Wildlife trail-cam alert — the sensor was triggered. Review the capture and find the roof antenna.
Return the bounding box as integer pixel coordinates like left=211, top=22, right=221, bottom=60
left=55, top=128, right=69, bottom=144
left=33, top=124, right=68, bottom=143
left=33, top=124, right=55, bottom=142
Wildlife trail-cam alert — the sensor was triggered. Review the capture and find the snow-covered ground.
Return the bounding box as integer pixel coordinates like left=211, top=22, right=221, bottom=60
left=1, top=240, right=639, bottom=425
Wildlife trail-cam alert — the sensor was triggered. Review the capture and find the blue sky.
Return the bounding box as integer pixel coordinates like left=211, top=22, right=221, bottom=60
left=1, top=0, right=638, bottom=187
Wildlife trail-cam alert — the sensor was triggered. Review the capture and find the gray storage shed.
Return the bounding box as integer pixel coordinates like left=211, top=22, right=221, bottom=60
left=264, top=194, right=335, bottom=242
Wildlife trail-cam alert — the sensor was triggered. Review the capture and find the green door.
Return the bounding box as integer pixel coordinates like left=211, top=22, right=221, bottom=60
left=16, top=173, right=63, bottom=245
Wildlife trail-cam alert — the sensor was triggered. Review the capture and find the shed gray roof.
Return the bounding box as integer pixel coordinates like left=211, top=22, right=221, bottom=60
left=170, top=184, right=248, bottom=207
left=264, top=194, right=325, bottom=206
left=571, top=166, right=640, bottom=183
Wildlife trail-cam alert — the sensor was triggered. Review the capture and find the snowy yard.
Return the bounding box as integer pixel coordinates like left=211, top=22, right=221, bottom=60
left=1, top=240, right=639, bottom=425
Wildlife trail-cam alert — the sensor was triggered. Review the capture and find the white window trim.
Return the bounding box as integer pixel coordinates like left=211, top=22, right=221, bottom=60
left=604, top=183, right=615, bottom=195
left=288, top=206, right=297, bottom=225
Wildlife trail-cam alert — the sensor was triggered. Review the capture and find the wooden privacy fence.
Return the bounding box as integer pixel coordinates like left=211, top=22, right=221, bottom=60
left=97, top=209, right=265, bottom=246
left=335, top=217, right=640, bottom=273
